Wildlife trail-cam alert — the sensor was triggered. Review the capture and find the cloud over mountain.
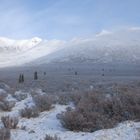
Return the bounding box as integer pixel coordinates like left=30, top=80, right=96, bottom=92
left=0, top=28, right=140, bottom=67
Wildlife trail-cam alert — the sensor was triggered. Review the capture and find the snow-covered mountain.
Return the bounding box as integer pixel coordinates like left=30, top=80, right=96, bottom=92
left=0, top=37, right=42, bottom=52
left=0, top=28, right=140, bottom=67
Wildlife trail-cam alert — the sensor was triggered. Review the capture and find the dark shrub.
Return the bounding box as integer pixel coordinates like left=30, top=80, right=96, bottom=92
left=57, top=92, right=82, bottom=105
left=44, top=134, right=61, bottom=140
left=0, top=100, right=15, bottom=111
left=13, top=91, right=28, bottom=101
left=59, top=92, right=140, bottom=132
left=1, top=116, right=18, bottom=129
left=57, top=93, right=71, bottom=105
left=0, top=90, right=7, bottom=101
left=33, top=94, right=53, bottom=112
left=0, top=128, right=10, bottom=140
left=20, top=106, right=39, bottom=118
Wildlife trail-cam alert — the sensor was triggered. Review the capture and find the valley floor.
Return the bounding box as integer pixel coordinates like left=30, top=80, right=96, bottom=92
left=0, top=84, right=139, bottom=140
left=0, top=91, right=140, bottom=140
left=0, top=64, right=140, bottom=140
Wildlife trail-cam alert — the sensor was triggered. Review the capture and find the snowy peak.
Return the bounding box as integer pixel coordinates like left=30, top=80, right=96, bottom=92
left=32, top=28, right=140, bottom=64
left=0, top=37, right=42, bottom=52
left=0, top=28, right=140, bottom=67
left=30, top=37, right=42, bottom=44
left=0, top=37, right=15, bottom=46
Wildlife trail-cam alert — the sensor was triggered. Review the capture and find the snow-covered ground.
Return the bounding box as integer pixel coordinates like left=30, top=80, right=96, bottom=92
left=0, top=86, right=139, bottom=140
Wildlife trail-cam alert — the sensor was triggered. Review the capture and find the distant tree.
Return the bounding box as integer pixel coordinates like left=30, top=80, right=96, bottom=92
left=34, top=71, right=38, bottom=80
left=18, top=74, right=22, bottom=83
left=19, top=74, right=24, bottom=83
left=21, top=74, right=24, bottom=82
left=44, top=72, right=46, bottom=75
left=75, top=71, right=78, bottom=75
left=102, top=68, right=105, bottom=77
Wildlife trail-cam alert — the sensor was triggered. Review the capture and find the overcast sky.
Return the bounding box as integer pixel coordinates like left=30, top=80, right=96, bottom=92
left=0, top=0, right=140, bottom=39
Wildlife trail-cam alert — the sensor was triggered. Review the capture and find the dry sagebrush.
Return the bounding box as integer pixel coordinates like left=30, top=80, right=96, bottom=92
left=33, top=94, right=53, bottom=112
left=44, top=134, right=61, bottom=140
left=0, top=128, right=10, bottom=140
left=0, top=100, right=15, bottom=111
left=20, top=106, right=39, bottom=118
left=59, top=91, right=140, bottom=132
left=1, top=116, right=18, bottom=129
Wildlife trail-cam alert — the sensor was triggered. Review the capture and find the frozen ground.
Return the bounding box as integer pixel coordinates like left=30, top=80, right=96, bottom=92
left=0, top=63, right=140, bottom=140
left=0, top=63, right=140, bottom=93
left=0, top=88, right=139, bottom=140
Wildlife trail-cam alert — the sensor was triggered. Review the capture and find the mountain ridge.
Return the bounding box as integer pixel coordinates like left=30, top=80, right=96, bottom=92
left=0, top=28, right=140, bottom=67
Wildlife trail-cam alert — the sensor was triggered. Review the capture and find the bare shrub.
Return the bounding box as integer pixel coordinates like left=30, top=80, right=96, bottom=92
left=0, top=100, right=15, bottom=111
left=59, top=91, right=140, bottom=132
left=33, top=94, right=53, bottom=112
left=0, top=89, right=7, bottom=101
left=1, top=116, right=19, bottom=129
left=59, top=109, right=87, bottom=131
left=44, top=134, right=61, bottom=140
left=57, top=92, right=82, bottom=105
left=70, top=92, right=82, bottom=105
left=0, top=83, right=10, bottom=91
left=0, top=128, right=10, bottom=140
left=20, top=106, right=39, bottom=118
left=57, top=93, right=71, bottom=105
left=13, top=91, right=28, bottom=101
